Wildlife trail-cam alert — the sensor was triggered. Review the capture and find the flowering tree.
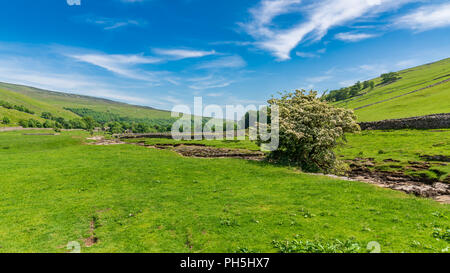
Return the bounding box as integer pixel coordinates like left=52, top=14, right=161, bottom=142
left=265, top=90, right=360, bottom=173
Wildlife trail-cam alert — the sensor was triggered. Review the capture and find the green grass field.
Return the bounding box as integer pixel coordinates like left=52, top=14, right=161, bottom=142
left=334, top=58, right=450, bottom=122
left=336, top=129, right=450, bottom=182
left=0, top=130, right=449, bottom=253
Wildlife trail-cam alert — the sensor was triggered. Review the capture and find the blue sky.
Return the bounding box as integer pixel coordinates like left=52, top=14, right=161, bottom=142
left=0, top=0, right=449, bottom=110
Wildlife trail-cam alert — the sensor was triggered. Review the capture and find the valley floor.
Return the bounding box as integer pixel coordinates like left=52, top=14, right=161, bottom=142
left=0, top=130, right=449, bottom=253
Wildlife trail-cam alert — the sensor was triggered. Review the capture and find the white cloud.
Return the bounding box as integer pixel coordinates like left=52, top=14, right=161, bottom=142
left=67, top=0, right=81, bottom=6
left=187, top=75, right=233, bottom=90
left=242, top=0, right=419, bottom=60
left=306, top=75, right=332, bottom=83
left=296, top=52, right=319, bottom=58
left=196, top=55, right=246, bottom=70
left=206, top=92, right=224, bottom=97
left=81, top=16, right=147, bottom=30
left=394, top=2, right=450, bottom=31
left=0, top=61, right=151, bottom=105
left=153, top=48, right=216, bottom=59
left=335, top=32, right=377, bottom=42
left=69, top=53, right=162, bottom=81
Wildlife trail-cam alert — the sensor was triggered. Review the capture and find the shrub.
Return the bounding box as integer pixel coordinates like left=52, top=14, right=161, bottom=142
left=18, top=119, right=28, bottom=128
left=432, top=228, right=450, bottom=242
left=381, top=72, right=400, bottom=84
left=2, top=116, right=11, bottom=124
left=41, top=112, right=53, bottom=120
left=263, top=90, right=360, bottom=173
left=43, top=120, right=54, bottom=128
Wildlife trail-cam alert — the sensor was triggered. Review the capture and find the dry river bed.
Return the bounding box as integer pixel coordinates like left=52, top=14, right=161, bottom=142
left=87, top=136, right=450, bottom=204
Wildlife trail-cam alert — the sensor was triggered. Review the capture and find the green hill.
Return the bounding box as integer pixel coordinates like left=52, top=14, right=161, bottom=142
left=0, top=82, right=171, bottom=127
left=329, top=58, right=450, bottom=122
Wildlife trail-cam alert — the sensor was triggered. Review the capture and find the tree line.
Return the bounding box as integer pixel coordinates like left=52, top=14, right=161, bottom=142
left=0, top=100, right=35, bottom=114
left=323, top=72, right=401, bottom=102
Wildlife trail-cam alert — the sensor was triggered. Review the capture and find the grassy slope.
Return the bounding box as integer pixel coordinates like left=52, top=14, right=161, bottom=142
left=0, top=131, right=448, bottom=253
left=333, top=58, right=450, bottom=122
left=337, top=129, right=450, bottom=181
left=0, top=82, right=172, bottom=126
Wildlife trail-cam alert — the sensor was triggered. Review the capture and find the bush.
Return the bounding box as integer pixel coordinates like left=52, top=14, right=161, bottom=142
left=263, top=90, right=360, bottom=173
left=381, top=72, right=400, bottom=84
left=18, top=119, right=28, bottom=128
left=41, top=112, right=53, bottom=120
left=2, top=116, right=11, bottom=124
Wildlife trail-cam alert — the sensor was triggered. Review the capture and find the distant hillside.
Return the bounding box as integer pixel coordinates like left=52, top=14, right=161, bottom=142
left=0, top=82, right=171, bottom=127
left=328, top=58, right=450, bottom=122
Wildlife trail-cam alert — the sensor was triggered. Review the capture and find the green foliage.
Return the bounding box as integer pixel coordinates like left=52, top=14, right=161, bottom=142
left=108, top=122, right=124, bottom=134
left=265, top=90, right=360, bottom=173
left=65, top=108, right=176, bottom=132
left=381, top=72, right=401, bottom=84
left=0, top=100, right=34, bottom=114
left=239, top=110, right=259, bottom=129
left=2, top=116, right=11, bottom=124
left=432, top=228, right=450, bottom=242
left=41, top=112, right=53, bottom=120
left=82, top=116, right=97, bottom=130
left=324, top=80, right=375, bottom=102
left=272, top=238, right=362, bottom=253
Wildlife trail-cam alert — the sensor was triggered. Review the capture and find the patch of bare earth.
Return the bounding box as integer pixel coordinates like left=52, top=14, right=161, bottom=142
left=346, top=158, right=450, bottom=204
left=84, top=216, right=99, bottom=247
left=172, top=145, right=265, bottom=160
left=87, top=136, right=125, bottom=145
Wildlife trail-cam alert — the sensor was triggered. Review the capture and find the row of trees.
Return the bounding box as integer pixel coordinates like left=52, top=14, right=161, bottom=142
left=324, top=80, right=375, bottom=102
left=323, top=72, right=402, bottom=103
left=18, top=116, right=97, bottom=130
left=380, top=72, right=401, bottom=84
left=65, top=108, right=178, bottom=133
left=0, top=100, right=35, bottom=114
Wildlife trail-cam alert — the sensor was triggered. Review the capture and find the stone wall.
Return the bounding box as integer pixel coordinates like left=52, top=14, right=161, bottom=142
left=359, top=113, right=450, bottom=130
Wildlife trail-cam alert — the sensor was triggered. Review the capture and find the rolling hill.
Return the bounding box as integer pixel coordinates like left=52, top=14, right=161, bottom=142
left=331, top=58, right=450, bottom=122
left=0, top=82, right=171, bottom=127
left=1, top=57, right=449, bottom=127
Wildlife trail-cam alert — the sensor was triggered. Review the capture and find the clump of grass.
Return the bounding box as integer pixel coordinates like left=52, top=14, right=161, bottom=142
left=272, top=237, right=362, bottom=253
left=432, top=228, right=450, bottom=242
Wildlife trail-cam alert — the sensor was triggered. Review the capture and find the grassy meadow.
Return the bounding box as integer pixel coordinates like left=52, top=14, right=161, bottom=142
left=0, top=130, right=449, bottom=253
left=336, top=129, right=450, bottom=182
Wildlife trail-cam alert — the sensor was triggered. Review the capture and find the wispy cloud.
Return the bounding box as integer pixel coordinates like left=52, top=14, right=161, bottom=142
left=81, top=15, right=147, bottom=30
left=306, top=75, right=333, bottom=83
left=196, top=55, right=246, bottom=70
left=0, top=59, right=151, bottom=105
left=296, top=51, right=321, bottom=58
left=242, top=0, right=419, bottom=60
left=187, top=75, right=233, bottom=90
left=69, top=53, right=162, bottom=81
left=153, top=48, right=216, bottom=60
left=335, top=32, right=377, bottom=42
left=394, top=2, right=450, bottom=31
left=67, top=0, right=81, bottom=6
